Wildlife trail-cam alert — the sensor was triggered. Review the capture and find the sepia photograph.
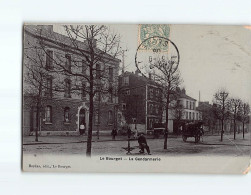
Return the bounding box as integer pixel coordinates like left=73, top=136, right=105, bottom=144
left=2, top=0, right=251, bottom=195
left=22, top=24, right=251, bottom=173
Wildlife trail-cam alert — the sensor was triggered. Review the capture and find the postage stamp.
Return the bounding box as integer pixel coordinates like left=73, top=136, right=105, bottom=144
left=138, top=24, right=170, bottom=51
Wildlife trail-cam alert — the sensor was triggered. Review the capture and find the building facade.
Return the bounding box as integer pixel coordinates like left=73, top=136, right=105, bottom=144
left=23, top=25, right=120, bottom=136
left=163, top=88, right=202, bottom=134
left=118, top=71, right=163, bottom=134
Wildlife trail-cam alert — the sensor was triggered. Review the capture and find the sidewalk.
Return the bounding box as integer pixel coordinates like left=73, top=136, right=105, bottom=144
left=202, top=133, right=251, bottom=146
left=22, top=134, right=179, bottom=145
left=23, top=133, right=249, bottom=146
left=23, top=135, right=127, bottom=145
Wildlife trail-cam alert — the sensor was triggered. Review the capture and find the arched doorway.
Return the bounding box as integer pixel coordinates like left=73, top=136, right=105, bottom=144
left=79, top=108, right=86, bottom=135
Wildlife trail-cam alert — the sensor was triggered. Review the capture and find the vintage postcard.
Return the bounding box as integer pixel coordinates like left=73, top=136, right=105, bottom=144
left=22, top=24, right=251, bottom=174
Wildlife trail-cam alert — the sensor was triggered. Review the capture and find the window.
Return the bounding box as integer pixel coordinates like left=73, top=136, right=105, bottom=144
left=186, top=112, right=188, bottom=119
left=186, top=101, right=188, bottom=109
left=196, top=113, right=198, bottom=120
left=64, top=79, right=71, bottom=98
left=65, top=54, right=71, bottom=72
left=149, top=88, right=154, bottom=99
left=64, top=107, right=70, bottom=122
left=149, top=119, right=153, bottom=129
left=124, top=89, right=130, bottom=95
left=45, top=106, right=52, bottom=123
left=190, top=101, right=192, bottom=110
left=122, top=103, right=126, bottom=110
left=156, top=89, right=160, bottom=98
left=122, top=76, right=129, bottom=86
left=96, top=64, right=101, bottom=79
left=108, top=110, right=113, bottom=124
left=189, top=112, right=191, bottom=120
left=118, top=114, right=122, bottom=124
left=82, top=60, right=87, bottom=75
left=81, top=83, right=86, bottom=99
left=46, top=77, right=52, bottom=97
left=192, top=113, right=195, bottom=120
left=109, top=67, right=113, bottom=82
left=193, top=102, right=195, bottom=110
left=155, top=104, right=159, bottom=114
left=108, top=85, right=113, bottom=103
left=46, top=50, right=53, bottom=69
left=94, top=109, right=99, bottom=125
left=149, top=104, right=153, bottom=114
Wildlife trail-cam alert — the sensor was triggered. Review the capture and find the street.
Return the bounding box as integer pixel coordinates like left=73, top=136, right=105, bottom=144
left=23, top=133, right=251, bottom=157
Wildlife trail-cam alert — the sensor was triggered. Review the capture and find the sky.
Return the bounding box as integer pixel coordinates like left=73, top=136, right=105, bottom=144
left=54, top=24, right=251, bottom=105
left=110, top=24, right=251, bottom=105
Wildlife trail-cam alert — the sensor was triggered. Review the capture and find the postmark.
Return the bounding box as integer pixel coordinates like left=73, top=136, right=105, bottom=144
left=135, top=36, right=180, bottom=78
left=138, top=24, right=170, bottom=51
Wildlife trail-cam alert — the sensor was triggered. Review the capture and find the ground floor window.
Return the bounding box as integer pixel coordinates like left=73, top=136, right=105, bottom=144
left=45, top=106, right=52, bottom=122
left=108, top=110, right=113, bottom=124
left=94, top=109, right=99, bottom=125
left=64, top=107, right=70, bottom=122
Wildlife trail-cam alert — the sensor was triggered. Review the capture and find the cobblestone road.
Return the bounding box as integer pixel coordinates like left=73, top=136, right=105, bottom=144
left=23, top=133, right=251, bottom=156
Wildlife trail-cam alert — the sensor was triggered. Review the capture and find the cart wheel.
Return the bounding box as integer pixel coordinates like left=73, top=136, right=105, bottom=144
left=195, top=135, right=200, bottom=143
left=182, top=135, right=187, bottom=142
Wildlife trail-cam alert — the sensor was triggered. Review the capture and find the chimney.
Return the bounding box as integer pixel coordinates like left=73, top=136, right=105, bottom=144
left=149, top=73, right=152, bottom=80
left=84, top=38, right=97, bottom=48
left=181, top=88, right=186, bottom=94
left=37, top=25, right=53, bottom=33
left=135, top=69, right=140, bottom=76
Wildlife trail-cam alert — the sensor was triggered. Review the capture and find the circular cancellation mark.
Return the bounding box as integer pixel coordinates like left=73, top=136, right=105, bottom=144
left=135, top=36, right=180, bottom=78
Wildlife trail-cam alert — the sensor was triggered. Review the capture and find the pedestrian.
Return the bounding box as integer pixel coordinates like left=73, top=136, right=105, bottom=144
left=137, top=133, right=151, bottom=155
left=79, top=121, right=85, bottom=136
left=134, top=129, right=138, bottom=139
left=111, top=128, right=117, bottom=140
left=127, top=126, right=132, bottom=138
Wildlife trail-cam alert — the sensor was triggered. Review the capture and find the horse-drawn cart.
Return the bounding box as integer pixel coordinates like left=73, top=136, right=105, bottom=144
left=182, top=122, right=204, bottom=143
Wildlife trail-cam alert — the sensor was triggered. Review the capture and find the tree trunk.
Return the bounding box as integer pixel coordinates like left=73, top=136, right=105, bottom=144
left=243, top=122, right=245, bottom=139
left=164, top=92, right=170, bottom=149
left=35, top=83, right=42, bottom=142
left=86, top=69, right=94, bottom=157
left=35, top=103, right=39, bottom=142
left=234, top=119, right=236, bottom=140
left=221, top=119, right=224, bottom=141
left=86, top=92, right=94, bottom=157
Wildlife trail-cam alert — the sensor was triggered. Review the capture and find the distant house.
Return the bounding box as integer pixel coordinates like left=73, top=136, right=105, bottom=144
left=118, top=71, right=163, bottom=134
left=163, top=88, right=202, bottom=134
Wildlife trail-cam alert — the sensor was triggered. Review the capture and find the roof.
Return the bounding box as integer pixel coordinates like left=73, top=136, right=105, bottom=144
left=24, top=25, right=121, bottom=64
left=119, top=71, right=162, bottom=87
left=178, top=93, right=197, bottom=101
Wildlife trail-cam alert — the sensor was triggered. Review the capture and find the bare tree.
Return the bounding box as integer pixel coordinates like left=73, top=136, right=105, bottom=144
left=213, top=89, right=229, bottom=141
left=170, top=99, right=185, bottom=134
left=151, top=57, right=182, bottom=149
left=228, top=98, right=241, bottom=139
left=239, top=101, right=250, bottom=139
left=23, top=41, right=60, bottom=141
left=31, top=25, right=121, bottom=157
left=197, top=103, right=217, bottom=135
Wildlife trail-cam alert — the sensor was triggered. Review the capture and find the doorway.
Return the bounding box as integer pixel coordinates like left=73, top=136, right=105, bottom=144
left=79, top=108, right=86, bottom=135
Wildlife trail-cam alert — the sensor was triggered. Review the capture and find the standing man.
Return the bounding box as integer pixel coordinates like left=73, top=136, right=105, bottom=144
left=79, top=121, right=85, bottom=136
left=138, top=133, right=151, bottom=155
left=127, top=126, right=132, bottom=138
left=111, top=128, right=117, bottom=140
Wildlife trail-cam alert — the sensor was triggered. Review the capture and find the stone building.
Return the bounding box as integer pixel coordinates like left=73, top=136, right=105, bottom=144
left=23, top=25, right=120, bottom=136
left=118, top=71, right=163, bottom=134
left=163, top=88, right=202, bottom=134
